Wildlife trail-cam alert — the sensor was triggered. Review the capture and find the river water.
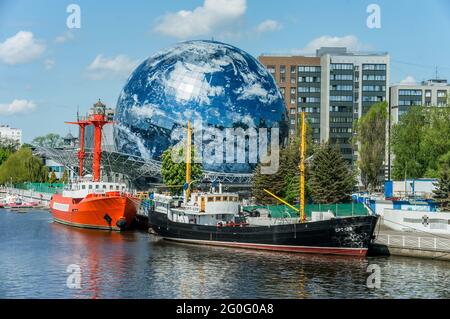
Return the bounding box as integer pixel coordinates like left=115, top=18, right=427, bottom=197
left=0, top=209, right=448, bottom=299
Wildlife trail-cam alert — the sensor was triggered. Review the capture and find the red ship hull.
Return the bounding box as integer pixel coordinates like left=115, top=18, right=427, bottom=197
left=50, top=192, right=140, bottom=231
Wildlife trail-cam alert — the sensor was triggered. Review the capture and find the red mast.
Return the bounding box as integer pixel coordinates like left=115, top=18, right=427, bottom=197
left=89, top=100, right=112, bottom=182
left=66, top=119, right=90, bottom=179
left=66, top=99, right=112, bottom=182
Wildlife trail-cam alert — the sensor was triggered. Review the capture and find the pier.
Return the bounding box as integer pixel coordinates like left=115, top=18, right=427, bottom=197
left=1, top=187, right=52, bottom=207
left=371, top=223, right=450, bottom=261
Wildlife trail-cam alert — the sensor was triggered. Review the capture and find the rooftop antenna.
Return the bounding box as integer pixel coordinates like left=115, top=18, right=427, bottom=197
left=435, top=66, right=439, bottom=80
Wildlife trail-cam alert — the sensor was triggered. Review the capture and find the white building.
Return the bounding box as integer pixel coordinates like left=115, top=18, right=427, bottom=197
left=0, top=125, right=22, bottom=145
left=390, top=79, right=450, bottom=123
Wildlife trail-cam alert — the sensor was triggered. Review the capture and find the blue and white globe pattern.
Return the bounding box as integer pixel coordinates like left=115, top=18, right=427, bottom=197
left=114, top=40, right=288, bottom=174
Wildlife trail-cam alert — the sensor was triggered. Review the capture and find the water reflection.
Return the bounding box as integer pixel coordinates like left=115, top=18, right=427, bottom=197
left=0, top=209, right=449, bottom=299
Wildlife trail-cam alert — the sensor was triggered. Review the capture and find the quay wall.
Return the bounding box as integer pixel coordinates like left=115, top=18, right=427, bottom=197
left=2, top=187, right=52, bottom=207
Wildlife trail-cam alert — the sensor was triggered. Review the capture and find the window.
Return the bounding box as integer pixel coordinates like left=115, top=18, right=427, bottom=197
left=437, top=91, right=447, bottom=98
left=425, top=90, right=432, bottom=98
left=331, top=63, right=353, bottom=70
left=399, top=89, right=422, bottom=96
left=363, top=96, right=385, bottom=102
left=299, top=66, right=321, bottom=72
left=298, top=86, right=320, bottom=93
left=299, top=76, right=319, bottom=83
left=330, top=74, right=353, bottom=81
left=290, top=65, right=296, bottom=74
left=290, top=108, right=296, bottom=114
left=362, top=64, right=386, bottom=70
left=290, top=88, right=296, bottom=94
left=82, top=185, right=86, bottom=190
left=290, top=78, right=296, bottom=84
left=362, top=85, right=386, bottom=92
left=330, top=95, right=353, bottom=102
left=362, top=74, right=386, bottom=81
left=89, top=185, right=93, bottom=190
left=330, top=85, right=353, bottom=91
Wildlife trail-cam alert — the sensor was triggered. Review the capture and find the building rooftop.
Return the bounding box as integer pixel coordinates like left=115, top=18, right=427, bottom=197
left=259, top=47, right=388, bottom=58
left=392, top=78, right=449, bottom=87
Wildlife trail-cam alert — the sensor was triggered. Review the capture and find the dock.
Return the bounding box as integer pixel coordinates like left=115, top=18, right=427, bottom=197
left=370, top=224, right=450, bottom=261
left=1, top=187, right=51, bottom=208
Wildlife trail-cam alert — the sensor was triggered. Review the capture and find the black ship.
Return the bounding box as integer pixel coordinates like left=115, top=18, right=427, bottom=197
left=148, top=117, right=378, bottom=257
left=148, top=193, right=378, bottom=257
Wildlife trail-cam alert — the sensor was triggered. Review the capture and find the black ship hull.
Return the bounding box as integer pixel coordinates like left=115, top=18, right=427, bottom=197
left=149, top=211, right=379, bottom=256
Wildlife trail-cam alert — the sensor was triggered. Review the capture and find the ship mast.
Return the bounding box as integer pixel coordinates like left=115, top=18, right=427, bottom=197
left=185, top=120, right=192, bottom=201
left=66, top=119, right=90, bottom=179
left=299, top=111, right=306, bottom=223
left=66, top=100, right=112, bottom=182
left=89, top=100, right=112, bottom=182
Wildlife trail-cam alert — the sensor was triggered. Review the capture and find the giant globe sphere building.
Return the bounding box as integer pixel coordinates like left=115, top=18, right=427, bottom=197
left=114, top=40, right=288, bottom=174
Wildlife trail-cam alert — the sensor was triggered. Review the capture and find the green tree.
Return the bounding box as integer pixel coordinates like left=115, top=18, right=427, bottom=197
left=49, top=171, right=58, bottom=184
left=421, top=107, right=450, bottom=177
left=354, top=102, right=387, bottom=191
left=161, top=146, right=203, bottom=193
left=60, top=169, right=69, bottom=183
left=0, top=147, right=48, bottom=184
left=0, top=137, right=20, bottom=166
left=32, top=133, right=63, bottom=148
left=252, top=136, right=314, bottom=205
left=309, top=143, right=356, bottom=204
left=391, top=106, right=426, bottom=180
left=432, top=164, right=450, bottom=211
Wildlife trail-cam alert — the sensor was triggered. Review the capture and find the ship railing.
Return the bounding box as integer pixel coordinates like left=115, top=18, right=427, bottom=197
left=376, top=234, right=450, bottom=252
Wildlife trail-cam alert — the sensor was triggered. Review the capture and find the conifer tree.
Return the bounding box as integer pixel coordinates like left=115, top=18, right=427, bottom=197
left=433, top=165, right=450, bottom=211
left=309, top=143, right=356, bottom=204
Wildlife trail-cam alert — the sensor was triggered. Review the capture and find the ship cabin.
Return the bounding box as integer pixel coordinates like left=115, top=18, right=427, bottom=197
left=62, top=180, right=128, bottom=199
left=152, top=192, right=245, bottom=227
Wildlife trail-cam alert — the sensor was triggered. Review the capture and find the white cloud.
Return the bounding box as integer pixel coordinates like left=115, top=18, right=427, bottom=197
left=55, top=30, right=74, bottom=44
left=86, top=54, right=140, bottom=80
left=255, top=19, right=282, bottom=33
left=153, top=0, right=246, bottom=39
left=399, top=76, right=417, bottom=85
left=0, top=31, right=46, bottom=65
left=44, top=58, right=56, bottom=70
left=293, top=35, right=369, bottom=55
left=0, top=99, right=36, bottom=115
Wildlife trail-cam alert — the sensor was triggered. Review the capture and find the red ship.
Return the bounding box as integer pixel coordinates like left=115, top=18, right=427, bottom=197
left=50, top=100, right=140, bottom=231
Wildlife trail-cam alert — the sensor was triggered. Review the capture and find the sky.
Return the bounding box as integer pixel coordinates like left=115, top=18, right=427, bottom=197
left=1, top=0, right=450, bottom=142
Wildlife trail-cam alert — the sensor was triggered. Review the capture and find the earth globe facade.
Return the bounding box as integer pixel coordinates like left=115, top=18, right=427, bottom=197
left=114, top=40, right=288, bottom=174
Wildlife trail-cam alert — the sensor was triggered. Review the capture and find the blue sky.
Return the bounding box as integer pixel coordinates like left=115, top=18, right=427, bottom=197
left=1, top=0, right=450, bottom=142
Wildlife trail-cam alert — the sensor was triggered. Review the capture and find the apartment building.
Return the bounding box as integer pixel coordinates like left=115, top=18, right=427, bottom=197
left=390, top=79, right=449, bottom=123
left=259, top=47, right=390, bottom=164
left=0, top=125, right=22, bottom=145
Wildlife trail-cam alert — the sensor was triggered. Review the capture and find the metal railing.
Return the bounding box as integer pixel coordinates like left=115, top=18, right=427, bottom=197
left=376, top=234, right=450, bottom=252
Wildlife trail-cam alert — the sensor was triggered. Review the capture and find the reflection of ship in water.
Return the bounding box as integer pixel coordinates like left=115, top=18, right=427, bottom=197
left=148, top=238, right=369, bottom=298
left=50, top=222, right=137, bottom=298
